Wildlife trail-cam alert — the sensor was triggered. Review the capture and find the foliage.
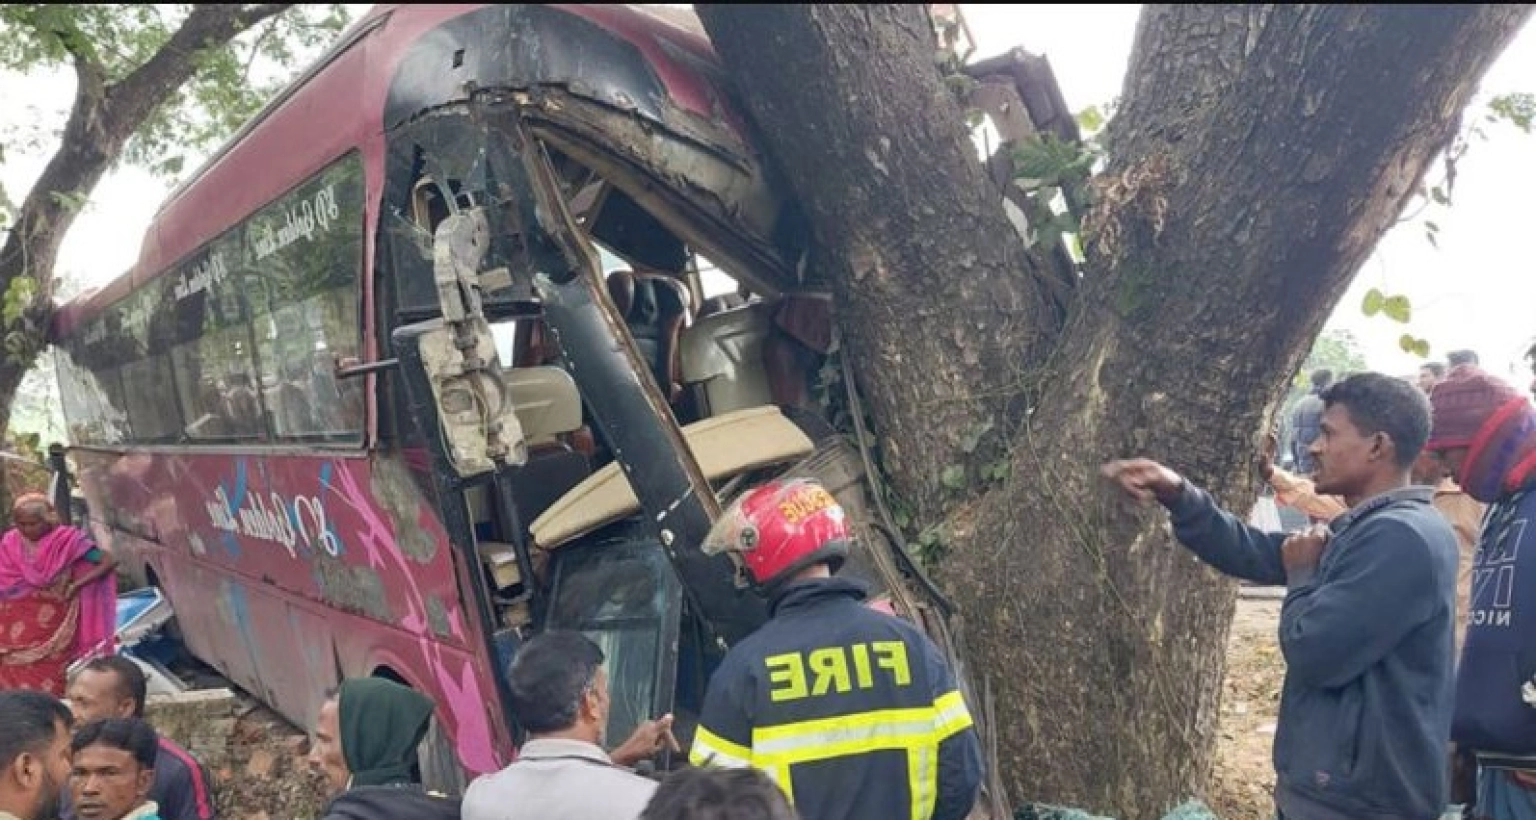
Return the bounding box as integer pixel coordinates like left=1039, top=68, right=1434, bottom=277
left=0, top=4, right=351, bottom=179
left=1277, top=329, right=1371, bottom=449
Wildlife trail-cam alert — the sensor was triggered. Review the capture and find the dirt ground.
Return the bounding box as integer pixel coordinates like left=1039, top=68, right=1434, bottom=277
left=1208, top=595, right=1283, bottom=820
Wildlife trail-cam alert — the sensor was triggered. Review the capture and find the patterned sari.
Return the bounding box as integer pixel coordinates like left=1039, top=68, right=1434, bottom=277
left=0, top=524, right=115, bottom=695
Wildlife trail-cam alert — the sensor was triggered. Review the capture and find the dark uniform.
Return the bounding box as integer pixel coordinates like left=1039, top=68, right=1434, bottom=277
left=690, top=578, right=983, bottom=820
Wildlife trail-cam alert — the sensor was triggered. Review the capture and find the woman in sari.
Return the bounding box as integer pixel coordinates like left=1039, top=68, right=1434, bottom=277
left=0, top=491, right=117, bottom=695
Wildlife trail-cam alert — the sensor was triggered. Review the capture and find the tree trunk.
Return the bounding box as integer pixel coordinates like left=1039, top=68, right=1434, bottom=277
left=695, top=4, right=1063, bottom=526
left=701, top=4, right=1533, bottom=817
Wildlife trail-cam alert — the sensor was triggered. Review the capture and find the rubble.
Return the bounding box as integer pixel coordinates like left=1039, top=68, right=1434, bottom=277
left=145, top=687, right=331, bottom=820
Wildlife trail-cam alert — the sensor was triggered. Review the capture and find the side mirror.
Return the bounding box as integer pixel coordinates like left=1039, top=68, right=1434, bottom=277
left=393, top=318, right=528, bottom=479
left=390, top=204, right=530, bottom=480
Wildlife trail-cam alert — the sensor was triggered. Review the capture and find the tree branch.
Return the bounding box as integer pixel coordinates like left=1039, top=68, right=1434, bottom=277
left=106, top=3, right=294, bottom=128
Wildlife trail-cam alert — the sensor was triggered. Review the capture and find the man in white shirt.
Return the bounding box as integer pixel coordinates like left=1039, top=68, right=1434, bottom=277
left=461, top=632, right=678, bottom=820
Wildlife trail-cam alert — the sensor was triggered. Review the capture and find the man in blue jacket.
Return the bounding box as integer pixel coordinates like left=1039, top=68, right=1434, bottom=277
left=1425, top=367, right=1536, bottom=819
left=1104, top=372, right=1459, bottom=820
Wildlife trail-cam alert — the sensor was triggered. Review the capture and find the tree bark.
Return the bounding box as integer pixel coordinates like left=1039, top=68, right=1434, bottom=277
left=696, top=4, right=1064, bottom=526
left=701, top=4, right=1533, bottom=817
left=0, top=4, right=292, bottom=446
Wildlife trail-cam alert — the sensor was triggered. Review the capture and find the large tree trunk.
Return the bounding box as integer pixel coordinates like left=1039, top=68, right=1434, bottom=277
left=700, top=4, right=1533, bottom=817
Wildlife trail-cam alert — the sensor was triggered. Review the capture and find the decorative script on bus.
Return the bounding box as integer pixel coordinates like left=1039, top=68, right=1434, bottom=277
left=207, top=487, right=342, bottom=559
left=173, top=252, right=230, bottom=301
left=251, top=183, right=341, bottom=262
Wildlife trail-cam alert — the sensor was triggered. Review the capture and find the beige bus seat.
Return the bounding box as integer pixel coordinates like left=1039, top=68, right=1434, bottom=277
left=530, top=405, right=814, bottom=551
left=678, top=300, right=776, bottom=418
left=504, top=366, right=583, bottom=449
left=466, top=365, right=591, bottom=547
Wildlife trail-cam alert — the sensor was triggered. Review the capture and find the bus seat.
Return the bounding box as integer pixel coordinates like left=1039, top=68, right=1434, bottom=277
left=530, top=405, right=815, bottom=551
left=606, top=270, right=689, bottom=400
left=678, top=300, right=776, bottom=417
left=506, top=366, right=583, bottom=449
left=477, top=541, right=522, bottom=591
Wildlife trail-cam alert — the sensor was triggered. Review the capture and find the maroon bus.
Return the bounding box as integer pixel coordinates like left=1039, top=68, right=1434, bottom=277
left=47, top=2, right=1063, bottom=798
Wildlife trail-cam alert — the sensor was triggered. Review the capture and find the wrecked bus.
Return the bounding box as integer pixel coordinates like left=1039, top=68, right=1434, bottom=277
left=46, top=2, right=1069, bottom=801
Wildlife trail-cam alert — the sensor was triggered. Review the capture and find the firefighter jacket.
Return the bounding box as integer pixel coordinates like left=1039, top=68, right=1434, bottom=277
left=689, top=578, right=983, bottom=820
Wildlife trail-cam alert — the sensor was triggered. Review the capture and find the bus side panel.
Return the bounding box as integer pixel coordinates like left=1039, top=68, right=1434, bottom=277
left=75, top=448, right=510, bottom=776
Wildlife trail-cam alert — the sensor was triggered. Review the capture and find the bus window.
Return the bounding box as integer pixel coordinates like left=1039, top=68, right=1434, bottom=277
left=55, top=346, right=129, bottom=445
left=173, top=326, right=263, bottom=441
left=167, top=234, right=265, bottom=442
left=119, top=354, right=183, bottom=442
left=244, top=153, right=366, bottom=444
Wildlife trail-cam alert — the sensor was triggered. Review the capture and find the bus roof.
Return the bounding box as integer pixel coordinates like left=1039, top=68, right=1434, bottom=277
left=50, top=3, right=739, bottom=340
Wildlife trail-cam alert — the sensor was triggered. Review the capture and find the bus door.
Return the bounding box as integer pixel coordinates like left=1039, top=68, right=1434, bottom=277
left=389, top=111, right=766, bottom=761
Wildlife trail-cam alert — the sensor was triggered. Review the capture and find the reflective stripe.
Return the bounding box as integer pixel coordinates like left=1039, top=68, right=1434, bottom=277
left=690, top=726, right=795, bottom=804
left=690, top=725, right=754, bottom=769
left=746, top=692, right=976, bottom=820
left=933, top=690, right=974, bottom=739
left=909, top=744, right=935, bottom=820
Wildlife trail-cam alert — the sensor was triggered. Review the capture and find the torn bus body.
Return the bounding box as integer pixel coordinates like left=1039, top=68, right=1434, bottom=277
left=46, top=5, right=1074, bottom=812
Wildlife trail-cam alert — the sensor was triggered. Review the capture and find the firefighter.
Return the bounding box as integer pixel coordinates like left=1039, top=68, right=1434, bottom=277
left=689, top=478, right=983, bottom=820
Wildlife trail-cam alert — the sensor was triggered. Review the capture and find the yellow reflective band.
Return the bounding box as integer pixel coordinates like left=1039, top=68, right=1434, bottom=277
left=690, top=725, right=754, bottom=769
left=933, top=690, right=975, bottom=740
left=909, top=744, right=935, bottom=820
left=744, top=694, right=977, bottom=820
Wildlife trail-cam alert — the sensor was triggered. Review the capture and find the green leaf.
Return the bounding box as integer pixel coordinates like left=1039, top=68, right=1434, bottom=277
left=1361, top=288, right=1385, bottom=317
left=1429, top=187, right=1449, bottom=206
left=1075, top=104, right=1105, bottom=134
left=940, top=465, right=967, bottom=491
left=1382, top=295, right=1412, bottom=323
left=1399, top=334, right=1431, bottom=357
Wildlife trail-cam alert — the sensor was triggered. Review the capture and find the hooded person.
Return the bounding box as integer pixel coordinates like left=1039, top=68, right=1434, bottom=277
left=1426, top=367, right=1536, bottom=820
left=307, top=678, right=460, bottom=820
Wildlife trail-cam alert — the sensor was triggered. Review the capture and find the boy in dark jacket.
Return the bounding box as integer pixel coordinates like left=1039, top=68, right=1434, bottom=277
left=1105, top=373, right=1458, bottom=820
left=1426, top=368, right=1536, bottom=820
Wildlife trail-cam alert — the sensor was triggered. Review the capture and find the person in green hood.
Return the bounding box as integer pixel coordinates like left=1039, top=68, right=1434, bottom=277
left=308, top=678, right=460, bottom=820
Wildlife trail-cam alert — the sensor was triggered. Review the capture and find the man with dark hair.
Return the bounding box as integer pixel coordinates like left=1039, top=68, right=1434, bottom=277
left=0, top=691, right=74, bottom=820
left=70, top=718, right=161, bottom=820
left=641, top=767, right=796, bottom=820
left=1420, top=361, right=1447, bottom=395
left=1289, top=368, right=1334, bottom=474
left=461, top=631, right=676, bottom=820
left=1104, top=372, right=1459, bottom=820
left=1448, top=349, right=1480, bottom=370
left=65, top=656, right=214, bottom=820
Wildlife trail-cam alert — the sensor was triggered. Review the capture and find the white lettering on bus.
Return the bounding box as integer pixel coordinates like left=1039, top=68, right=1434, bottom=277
left=206, top=486, right=341, bottom=559
left=251, top=183, right=340, bottom=262
left=173, top=252, right=230, bottom=301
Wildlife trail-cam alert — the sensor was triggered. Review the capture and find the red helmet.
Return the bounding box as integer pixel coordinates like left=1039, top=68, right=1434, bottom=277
left=702, top=478, right=850, bottom=589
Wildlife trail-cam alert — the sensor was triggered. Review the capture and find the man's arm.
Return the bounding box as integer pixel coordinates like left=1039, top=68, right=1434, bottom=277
left=1167, top=483, right=1290, bottom=585
left=1279, top=518, right=1439, bottom=689
left=1267, top=465, right=1348, bottom=522
left=152, top=741, right=217, bottom=820
left=926, top=646, right=981, bottom=820
left=1102, top=460, right=1290, bottom=585
left=689, top=655, right=756, bottom=770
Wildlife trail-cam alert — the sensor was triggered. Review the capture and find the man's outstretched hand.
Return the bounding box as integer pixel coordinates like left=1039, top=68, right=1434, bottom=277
left=1100, top=459, right=1185, bottom=506
left=610, top=713, right=681, bottom=768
